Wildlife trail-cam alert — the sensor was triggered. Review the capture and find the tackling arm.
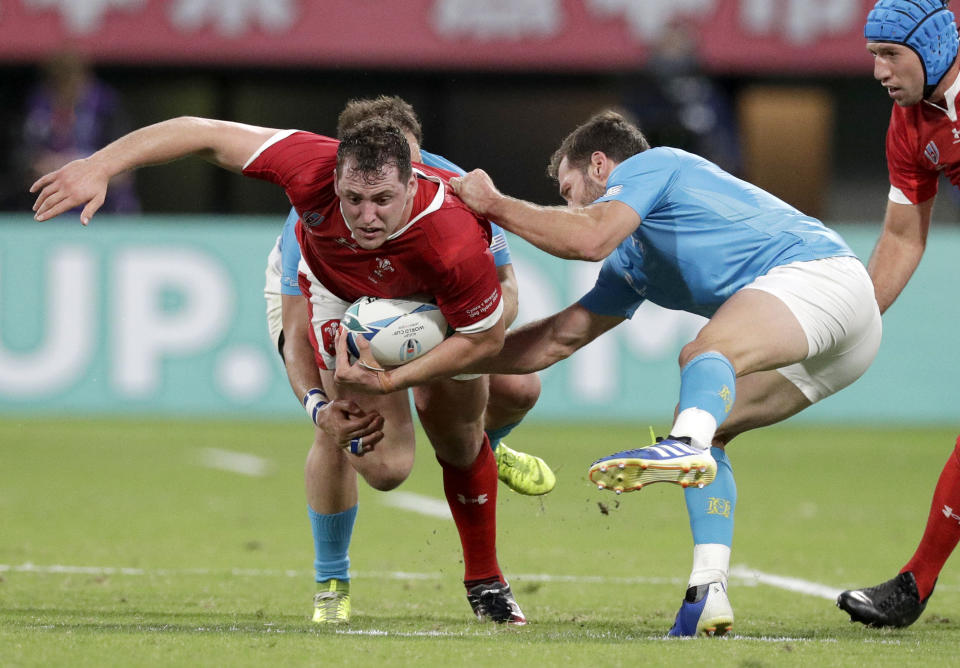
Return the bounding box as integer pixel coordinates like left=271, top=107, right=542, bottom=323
left=31, top=116, right=279, bottom=224
left=469, top=302, right=624, bottom=375
left=868, top=197, right=933, bottom=314
left=280, top=294, right=325, bottom=400
left=452, top=169, right=641, bottom=261
left=497, top=264, right=520, bottom=328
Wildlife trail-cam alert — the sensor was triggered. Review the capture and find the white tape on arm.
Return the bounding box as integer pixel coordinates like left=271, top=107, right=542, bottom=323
left=302, top=387, right=329, bottom=426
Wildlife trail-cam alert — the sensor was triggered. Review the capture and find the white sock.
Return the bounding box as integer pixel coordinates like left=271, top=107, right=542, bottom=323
left=688, top=543, right=731, bottom=587
left=670, top=407, right=717, bottom=450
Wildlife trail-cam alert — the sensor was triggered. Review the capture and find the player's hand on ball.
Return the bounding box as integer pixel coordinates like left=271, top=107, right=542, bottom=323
left=315, top=398, right=385, bottom=456
left=333, top=325, right=393, bottom=395
left=449, top=169, right=502, bottom=217
left=31, top=156, right=111, bottom=225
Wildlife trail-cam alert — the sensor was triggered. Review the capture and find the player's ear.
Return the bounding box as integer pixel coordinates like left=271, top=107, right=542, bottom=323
left=592, top=150, right=618, bottom=184
left=333, top=167, right=341, bottom=196
left=590, top=151, right=607, bottom=177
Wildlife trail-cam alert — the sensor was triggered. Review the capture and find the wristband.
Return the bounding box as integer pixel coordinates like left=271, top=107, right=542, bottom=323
left=377, top=371, right=396, bottom=393
left=302, top=388, right=329, bottom=426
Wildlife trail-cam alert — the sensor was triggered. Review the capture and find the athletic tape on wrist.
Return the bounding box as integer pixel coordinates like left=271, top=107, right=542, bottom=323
left=377, top=371, right=396, bottom=393
left=302, top=388, right=328, bottom=426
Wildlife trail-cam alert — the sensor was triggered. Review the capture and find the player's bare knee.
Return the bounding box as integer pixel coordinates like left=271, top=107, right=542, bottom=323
left=362, top=464, right=410, bottom=491
left=491, top=374, right=541, bottom=413
left=512, top=374, right=542, bottom=411
left=678, top=340, right=707, bottom=368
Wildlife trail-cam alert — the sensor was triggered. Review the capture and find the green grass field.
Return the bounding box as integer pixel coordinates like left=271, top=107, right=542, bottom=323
left=2, top=417, right=958, bottom=666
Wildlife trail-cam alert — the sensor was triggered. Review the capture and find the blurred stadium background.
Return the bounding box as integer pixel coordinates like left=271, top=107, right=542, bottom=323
left=3, top=2, right=960, bottom=662
left=1, top=0, right=956, bottom=423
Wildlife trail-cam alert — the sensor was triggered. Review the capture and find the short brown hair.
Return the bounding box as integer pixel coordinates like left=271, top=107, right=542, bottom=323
left=336, top=95, right=423, bottom=144
left=547, top=109, right=650, bottom=180
left=336, top=118, right=412, bottom=183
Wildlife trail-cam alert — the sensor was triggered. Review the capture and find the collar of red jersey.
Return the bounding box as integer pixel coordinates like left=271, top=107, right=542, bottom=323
left=924, top=73, right=960, bottom=122
left=387, top=169, right=444, bottom=239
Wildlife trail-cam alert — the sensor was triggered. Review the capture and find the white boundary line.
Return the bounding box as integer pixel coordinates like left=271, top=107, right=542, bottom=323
left=730, top=565, right=843, bottom=601
left=382, top=491, right=452, bottom=519
left=4, top=562, right=954, bottom=595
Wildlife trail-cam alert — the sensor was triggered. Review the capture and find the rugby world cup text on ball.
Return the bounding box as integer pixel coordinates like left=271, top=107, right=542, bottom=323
left=392, top=323, right=427, bottom=337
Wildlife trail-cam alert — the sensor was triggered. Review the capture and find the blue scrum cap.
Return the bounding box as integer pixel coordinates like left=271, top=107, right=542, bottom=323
left=865, top=0, right=959, bottom=95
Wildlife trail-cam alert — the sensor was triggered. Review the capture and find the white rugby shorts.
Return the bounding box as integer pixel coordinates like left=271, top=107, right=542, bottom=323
left=743, top=256, right=881, bottom=403
left=300, top=259, right=352, bottom=371
left=264, top=238, right=283, bottom=353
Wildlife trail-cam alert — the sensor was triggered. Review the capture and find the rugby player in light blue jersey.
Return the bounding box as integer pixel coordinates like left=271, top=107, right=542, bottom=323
left=263, top=96, right=551, bottom=624
left=451, top=109, right=882, bottom=636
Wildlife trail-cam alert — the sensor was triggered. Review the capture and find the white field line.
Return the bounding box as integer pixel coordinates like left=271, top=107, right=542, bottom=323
left=334, top=629, right=840, bottom=642
left=730, top=565, right=843, bottom=600
left=0, top=562, right=674, bottom=584
left=198, top=448, right=272, bottom=477
left=381, top=491, right=452, bottom=519
left=5, top=562, right=955, bottom=596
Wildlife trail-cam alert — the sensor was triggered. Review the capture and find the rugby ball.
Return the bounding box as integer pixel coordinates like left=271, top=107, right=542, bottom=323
left=341, top=296, right=449, bottom=367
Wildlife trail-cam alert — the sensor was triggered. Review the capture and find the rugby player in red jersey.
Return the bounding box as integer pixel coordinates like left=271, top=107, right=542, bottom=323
left=31, top=115, right=526, bottom=625
left=837, top=0, right=960, bottom=629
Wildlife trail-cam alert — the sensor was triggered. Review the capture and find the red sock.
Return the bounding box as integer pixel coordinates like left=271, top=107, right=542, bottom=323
left=438, top=435, right=502, bottom=587
left=902, top=436, right=960, bottom=600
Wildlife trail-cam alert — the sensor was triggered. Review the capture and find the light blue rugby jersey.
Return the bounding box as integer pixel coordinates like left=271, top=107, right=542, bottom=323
left=278, top=149, right=512, bottom=296
left=579, top=147, right=855, bottom=319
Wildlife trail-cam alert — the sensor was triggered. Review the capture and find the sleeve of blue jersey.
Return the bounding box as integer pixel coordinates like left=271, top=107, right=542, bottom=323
left=577, top=256, right=645, bottom=319
left=594, top=148, right=674, bottom=222
left=420, top=149, right=512, bottom=267
left=280, top=207, right=303, bottom=296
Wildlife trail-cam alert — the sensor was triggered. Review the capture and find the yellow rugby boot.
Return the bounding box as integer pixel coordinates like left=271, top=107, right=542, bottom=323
left=495, top=441, right=556, bottom=496
left=312, top=579, right=350, bottom=624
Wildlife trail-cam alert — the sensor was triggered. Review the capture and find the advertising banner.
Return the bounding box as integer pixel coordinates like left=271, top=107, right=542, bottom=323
left=0, top=215, right=957, bottom=424
left=0, top=0, right=877, bottom=73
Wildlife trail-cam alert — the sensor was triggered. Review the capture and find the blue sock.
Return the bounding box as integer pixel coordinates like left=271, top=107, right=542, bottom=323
left=308, top=504, right=357, bottom=583
left=485, top=421, right=521, bottom=452
left=684, top=448, right=736, bottom=546
left=678, top=352, right=736, bottom=427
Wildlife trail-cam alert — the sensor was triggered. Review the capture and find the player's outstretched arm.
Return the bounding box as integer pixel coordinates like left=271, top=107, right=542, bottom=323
left=470, top=302, right=624, bottom=375
left=31, top=116, right=279, bottom=225
left=450, top=169, right=640, bottom=261
left=868, top=198, right=933, bottom=314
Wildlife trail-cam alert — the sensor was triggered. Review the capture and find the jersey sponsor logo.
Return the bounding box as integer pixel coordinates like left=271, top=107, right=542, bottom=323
left=603, top=184, right=624, bottom=198
left=464, top=287, right=500, bottom=319
left=924, top=140, right=940, bottom=165
left=302, top=211, right=326, bottom=227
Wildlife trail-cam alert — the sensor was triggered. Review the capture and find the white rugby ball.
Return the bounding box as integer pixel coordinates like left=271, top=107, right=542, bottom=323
left=342, top=296, right=449, bottom=367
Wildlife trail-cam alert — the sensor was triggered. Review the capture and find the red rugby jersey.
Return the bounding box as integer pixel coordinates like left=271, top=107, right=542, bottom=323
left=242, top=131, right=502, bottom=332
left=886, top=80, right=960, bottom=204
